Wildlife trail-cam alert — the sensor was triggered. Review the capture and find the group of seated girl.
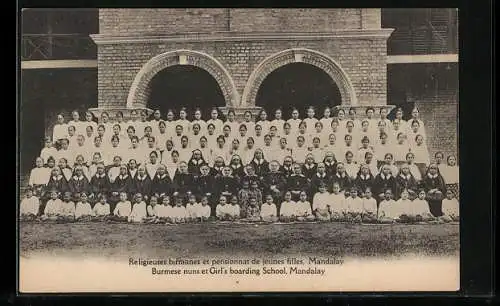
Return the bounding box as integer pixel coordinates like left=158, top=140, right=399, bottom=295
left=20, top=180, right=459, bottom=224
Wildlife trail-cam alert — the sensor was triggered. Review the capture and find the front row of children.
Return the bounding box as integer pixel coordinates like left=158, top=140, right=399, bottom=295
left=20, top=180, right=459, bottom=224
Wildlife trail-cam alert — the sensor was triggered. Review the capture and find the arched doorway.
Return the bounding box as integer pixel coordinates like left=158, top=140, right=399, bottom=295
left=148, top=65, right=225, bottom=120
left=241, top=48, right=358, bottom=111
left=126, top=50, right=239, bottom=112
left=255, top=62, right=342, bottom=119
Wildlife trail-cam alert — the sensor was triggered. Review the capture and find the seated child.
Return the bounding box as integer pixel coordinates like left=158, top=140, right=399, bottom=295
left=20, top=186, right=40, bottom=221
left=145, top=195, right=163, bottom=223
left=279, top=191, right=297, bottom=222
left=329, top=182, right=346, bottom=221
left=440, top=189, right=460, bottom=222
left=216, top=195, right=232, bottom=221
left=42, top=189, right=64, bottom=221
left=74, top=192, right=92, bottom=222
left=199, top=195, right=212, bottom=221
left=296, top=191, right=316, bottom=222
left=362, top=187, right=378, bottom=223
left=111, top=191, right=132, bottom=222
left=410, top=190, right=435, bottom=222
left=60, top=191, right=76, bottom=222
left=186, top=194, right=200, bottom=222
left=312, top=183, right=331, bottom=221
left=170, top=196, right=187, bottom=224
left=228, top=195, right=241, bottom=221
left=344, top=187, right=363, bottom=223
left=260, top=194, right=278, bottom=222
left=377, top=189, right=397, bottom=224
left=129, top=193, right=147, bottom=223
left=159, top=195, right=174, bottom=223
left=394, top=189, right=415, bottom=223
left=91, top=193, right=111, bottom=221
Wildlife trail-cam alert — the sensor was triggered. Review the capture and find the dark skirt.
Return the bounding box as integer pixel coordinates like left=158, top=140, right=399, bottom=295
left=428, top=200, right=443, bottom=217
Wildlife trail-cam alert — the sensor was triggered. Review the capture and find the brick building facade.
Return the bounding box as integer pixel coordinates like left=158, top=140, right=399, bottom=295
left=90, top=8, right=394, bottom=119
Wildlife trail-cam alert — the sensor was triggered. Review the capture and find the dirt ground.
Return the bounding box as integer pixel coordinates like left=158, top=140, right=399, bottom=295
left=19, top=221, right=459, bottom=260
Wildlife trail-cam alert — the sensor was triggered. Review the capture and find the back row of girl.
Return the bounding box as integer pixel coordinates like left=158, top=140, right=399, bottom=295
left=51, top=106, right=427, bottom=147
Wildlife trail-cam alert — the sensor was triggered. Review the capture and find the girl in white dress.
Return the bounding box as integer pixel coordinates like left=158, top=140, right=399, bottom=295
left=242, top=111, right=255, bottom=136
left=256, top=109, right=271, bottom=135
left=206, top=107, right=224, bottom=134
left=377, top=189, right=398, bottom=223
left=261, top=194, right=278, bottom=222
left=304, top=106, right=319, bottom=135
left=312, top=183, right=331, bottom=221
left=75, top=192, right=93, bottom=221
left=128, top=193, right=147, bottom=223
left=412, top=190, right=435, bottom=222
left=287, top=108, right=301, bottom=135
left=292, top=135, right=309, bottom=165
left=346, top=107, right=360, bottom=131
left=271, top=108, right=286, bottom=135
left=20, top=186, right=40, bottom=221
left=191, top=108, right=207, bottom=134
left=224, top=110, right=239, bottom=137
left=279, top=191, right=297, bottom=222
left=176, top=108, right=191, bottom=134
left=441, top=189, right=459, bottom=222
left=320, top=107, right=333, bottom=133
left=406, top=107, right=426, bottom=138
left=392, top=107, right=407, bottom=133
left=52, top=113, right=68, bottom=144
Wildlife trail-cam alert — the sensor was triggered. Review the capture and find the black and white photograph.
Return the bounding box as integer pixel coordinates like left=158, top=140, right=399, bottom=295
left=19, top=8, right=460, bottom=292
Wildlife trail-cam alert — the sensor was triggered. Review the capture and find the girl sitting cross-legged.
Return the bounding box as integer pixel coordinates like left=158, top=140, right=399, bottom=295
left=295, top=191, right=316, bottom=222
left=20, top=185, right=40, bottom=221
left=279, top=191, right=296, bottom=222
left=74, top=191, right=92, bottom=222
left=128, top=193, right=147, bottom=223
left=91, top=193, right=111, bottom=221
left=329, top=182, right=346, bottom=221
left=216, top=195, right=232, bottom=221
left=344, top=187, right=364, bottom=223
left=110, top=191, right=132, bottom=222
left=260, top=194, right=278, bottom=222
left=312, top=183, right=331, bottom=221
left=169, top=195, right=187, bottom=224
left=60, top=191, right=76, bottom=222
left=361, top=187, right=378, bottom=223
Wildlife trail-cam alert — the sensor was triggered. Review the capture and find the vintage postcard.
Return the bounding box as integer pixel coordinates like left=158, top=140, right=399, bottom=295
left=19, top=8, right=459, bottom=292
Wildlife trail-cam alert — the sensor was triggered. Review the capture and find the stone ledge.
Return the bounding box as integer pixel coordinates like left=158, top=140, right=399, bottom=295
left=90, top=29, right=395, bottom=45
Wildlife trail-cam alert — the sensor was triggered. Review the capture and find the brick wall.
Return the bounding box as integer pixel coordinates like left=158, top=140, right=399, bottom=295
left=414, top=91, right=458, bottom=159
left=99, top=9, right=229, bottom=35
left=229, top=9, right=363, bottom=32
left=97, top=37, right=388, bottom=108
